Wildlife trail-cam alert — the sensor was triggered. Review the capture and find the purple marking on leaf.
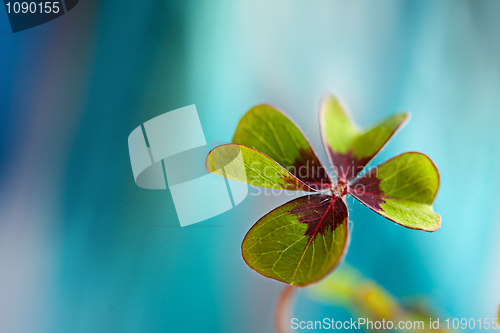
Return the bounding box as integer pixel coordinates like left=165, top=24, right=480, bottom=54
left=348, top=172, right=385, bottom=210
left=289, top=148, right=333, bottom=188
left=328, top=149, right=372, bottom=184
left=290, top=194, right=348, bottom=241
left=305, top=182, right=333, bottom=191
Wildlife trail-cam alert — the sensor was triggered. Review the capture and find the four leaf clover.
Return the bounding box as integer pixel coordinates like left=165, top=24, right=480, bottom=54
left=205, top=94, right=441, bottom=286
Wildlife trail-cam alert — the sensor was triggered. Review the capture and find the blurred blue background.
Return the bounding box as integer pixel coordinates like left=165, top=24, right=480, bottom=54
left=1, top=1, right=499, bottom=332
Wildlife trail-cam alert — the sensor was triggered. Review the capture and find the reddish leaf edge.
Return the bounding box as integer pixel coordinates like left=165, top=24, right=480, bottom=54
left=318, top=94, right=411, bottom=183
left=233, top=103, right=334, bottom=186
left=347, top=151, right=441, bottom=233
left=241, top=194, right=351, bottom=287
left=205, top=143, right=319, bottom=192
left=349, top=192, right=442, bottom=233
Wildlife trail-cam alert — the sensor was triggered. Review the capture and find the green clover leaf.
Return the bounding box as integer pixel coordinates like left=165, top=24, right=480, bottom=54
left=206, top=144, right=316, bottom=192
left=350, top=152, right=441, bottom=231
left=232, top=104, right=332, bottom=189
left=241, top=194, right=348, bottom=286
left=205, top=94, right=441, bottom=286
left=320, top=94, right=409, bottom=184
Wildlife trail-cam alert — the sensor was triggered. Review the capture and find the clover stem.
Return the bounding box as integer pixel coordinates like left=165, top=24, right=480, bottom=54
left=275, top=285, right=296, bottom=333
left=332, top=182, right=348, bottom=197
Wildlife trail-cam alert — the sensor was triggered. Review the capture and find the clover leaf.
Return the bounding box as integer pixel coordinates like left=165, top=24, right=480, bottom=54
left=205, top=94, right=441, bottom=286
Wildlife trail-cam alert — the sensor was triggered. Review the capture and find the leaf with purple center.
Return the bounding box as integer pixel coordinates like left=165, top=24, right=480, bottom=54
left=349, top=152, right=441, bottom=231
left=206, top=144, right=316, bottom=192
left=205, top=95, right=442, bottom=286
left=242, top=194, right=348, bottom=286
left=233, top=104, right=332, bottom=190
left=320, top=94, right=409, bottom=184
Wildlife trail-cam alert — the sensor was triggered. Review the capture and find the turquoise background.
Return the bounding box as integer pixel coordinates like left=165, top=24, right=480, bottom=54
left=0, top=1, right=499, bottom=332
